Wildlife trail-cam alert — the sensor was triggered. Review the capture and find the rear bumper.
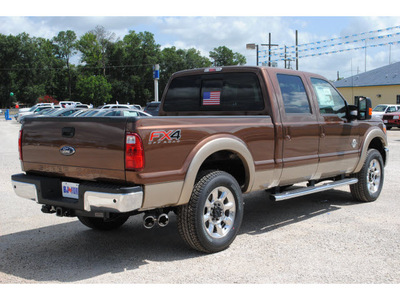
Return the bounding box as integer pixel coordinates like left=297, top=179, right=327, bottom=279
left=11, top=173, right=143, bottom=213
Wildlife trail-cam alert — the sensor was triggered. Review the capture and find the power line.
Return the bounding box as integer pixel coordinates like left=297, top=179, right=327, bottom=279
left=258, top=25, right=400, bottom=66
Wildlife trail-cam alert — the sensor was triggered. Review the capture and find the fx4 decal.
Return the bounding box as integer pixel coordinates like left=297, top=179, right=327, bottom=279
left=149, top=129, right=182, bottom=144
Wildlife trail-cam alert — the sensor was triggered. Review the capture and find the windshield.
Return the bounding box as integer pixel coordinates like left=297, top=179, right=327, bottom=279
left=373, top=105, right=387, bottom=112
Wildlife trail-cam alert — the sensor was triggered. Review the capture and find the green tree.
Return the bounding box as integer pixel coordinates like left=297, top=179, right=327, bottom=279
left=53, top=30, right=77, bottom=100
left=76, top=75, right=112, bottom=106
left=209, top=46, right=246, bottom=66
left=159, top=46, right=211, bottom=93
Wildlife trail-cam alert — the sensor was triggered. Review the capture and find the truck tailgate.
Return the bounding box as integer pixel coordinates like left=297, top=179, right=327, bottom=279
left=21, top=117, right=128, bottom=183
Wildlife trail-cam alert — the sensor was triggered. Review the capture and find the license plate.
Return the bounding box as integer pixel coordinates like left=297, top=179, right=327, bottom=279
left=383, top=120, right=387, bottom=123
left=62, top=182, right=79, bottom=199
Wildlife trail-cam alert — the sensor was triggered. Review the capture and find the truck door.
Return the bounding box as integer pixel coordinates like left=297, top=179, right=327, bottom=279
left=308, top=77, right=360, bottom=178
left=274, top=73, right=320, bottom=185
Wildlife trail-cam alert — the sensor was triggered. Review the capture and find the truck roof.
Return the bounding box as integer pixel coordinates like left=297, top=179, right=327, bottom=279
left=170, top=66, right=326, bottom=80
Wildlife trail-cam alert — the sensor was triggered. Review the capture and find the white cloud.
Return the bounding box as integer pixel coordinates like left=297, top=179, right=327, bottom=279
left=1, top=15, right=400, bottom=81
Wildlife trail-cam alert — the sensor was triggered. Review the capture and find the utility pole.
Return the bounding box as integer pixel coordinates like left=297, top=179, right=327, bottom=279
left=295, top=30, right=299, bottom=70
left=268, top=33, right=279, bottom=67
left=284, top=46, right=287, bottom=69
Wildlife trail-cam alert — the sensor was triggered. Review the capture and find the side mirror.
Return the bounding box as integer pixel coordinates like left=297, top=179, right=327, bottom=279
left=355, top=96, right=372, bottom=120
left=348, top=105, right=358, bottom=121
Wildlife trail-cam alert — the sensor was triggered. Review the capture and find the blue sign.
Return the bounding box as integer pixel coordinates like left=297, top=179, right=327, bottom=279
left=153, top=70, right=159, bottom=79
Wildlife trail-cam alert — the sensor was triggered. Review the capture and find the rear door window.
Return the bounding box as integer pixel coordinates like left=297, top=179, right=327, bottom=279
left=276, top=74, right=311, bottom=114
left=163, top=72, right=265, bottom=112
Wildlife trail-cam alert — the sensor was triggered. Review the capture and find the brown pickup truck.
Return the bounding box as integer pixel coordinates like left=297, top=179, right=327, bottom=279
left=12, top=66, right=389, bottom=253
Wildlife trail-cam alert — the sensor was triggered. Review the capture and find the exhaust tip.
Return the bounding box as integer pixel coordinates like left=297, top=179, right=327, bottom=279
left=143, top=215, right=156, bottom=229
left=158, top=213, right=169, bottom=227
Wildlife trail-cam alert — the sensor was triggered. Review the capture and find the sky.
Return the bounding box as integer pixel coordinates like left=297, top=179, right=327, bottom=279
left=1, top=1, right=400, bottom=81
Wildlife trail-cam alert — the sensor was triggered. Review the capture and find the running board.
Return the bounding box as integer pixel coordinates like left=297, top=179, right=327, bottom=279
left=270, top=178, right=358, bottom=201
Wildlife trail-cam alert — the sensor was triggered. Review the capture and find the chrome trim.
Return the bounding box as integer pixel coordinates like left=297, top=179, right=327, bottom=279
left=12, top=180, right=38, bottom=202
left=270, top=178, right=358, bottom=201
left=384, top=147, right=389, bottom=167
left=84, top=189, right=143, bottom=212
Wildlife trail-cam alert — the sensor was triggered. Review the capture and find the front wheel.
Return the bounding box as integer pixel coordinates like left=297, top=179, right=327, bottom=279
left=351, top=149, right=384, bottom=202
left=177, top=170, right=244, bottom=253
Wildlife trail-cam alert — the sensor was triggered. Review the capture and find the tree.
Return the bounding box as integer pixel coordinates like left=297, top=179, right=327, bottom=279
left=76, top=75, right=112, bottom=106
left=53, top=30, right=77, bottom=100
left=159, top=47, right=211, bottom=93
left=209, top=46, right=246, bottom=66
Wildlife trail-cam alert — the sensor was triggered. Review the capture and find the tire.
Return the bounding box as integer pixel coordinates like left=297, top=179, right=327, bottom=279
left=78, top=214, right=129, bottom=231
left=351, top=149, right=384, bottom=202
left=386, top=126, right=392, bottom=130
left=177, top=170, right=244, bottom=253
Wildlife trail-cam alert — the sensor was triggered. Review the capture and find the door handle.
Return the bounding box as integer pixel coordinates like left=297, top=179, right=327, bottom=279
left=62, top=127, right=75, bottom=138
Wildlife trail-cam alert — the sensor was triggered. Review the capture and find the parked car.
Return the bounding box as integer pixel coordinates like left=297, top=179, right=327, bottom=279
left=382, top=111, right=400, bottom=129
left=372, top=104, right=400, bottom=119
left=131, top=104, right=143, bottom=111
left=98, top=109, right=152, bottom=117
left=17, top=105, right=54, bottom=123
left=144, top=101, right=160, bottom=116
left=15, top=103, right=56, bottom=120
left=59, top=101, right=82, bottom=108
left=100, top=104, right=131, bottom=109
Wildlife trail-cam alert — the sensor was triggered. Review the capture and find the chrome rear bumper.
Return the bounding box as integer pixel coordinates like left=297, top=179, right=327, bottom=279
left=11, top=173, right=143, bottom=213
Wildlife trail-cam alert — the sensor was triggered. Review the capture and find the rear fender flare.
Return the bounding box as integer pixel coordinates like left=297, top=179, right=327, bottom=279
left=176, top=136, right=255, bottom=206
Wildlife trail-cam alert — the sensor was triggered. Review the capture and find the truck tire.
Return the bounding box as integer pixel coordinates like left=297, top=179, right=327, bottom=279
left=77, top=214, right=129, bottom=231
left=351, top=149, right=384, bottom=202
left=177, top=170, right=244, bottom=253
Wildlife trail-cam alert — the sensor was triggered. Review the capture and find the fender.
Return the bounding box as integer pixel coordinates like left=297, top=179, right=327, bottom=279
left=176, top=135, right=255, bottom=206
left=353, top=127, right=388, bottom=173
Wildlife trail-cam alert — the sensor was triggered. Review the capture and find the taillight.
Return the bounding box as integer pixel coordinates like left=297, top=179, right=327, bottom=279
left=125, top=133, right=144, bottom=171
left=18, top=129, right=23, bottom=161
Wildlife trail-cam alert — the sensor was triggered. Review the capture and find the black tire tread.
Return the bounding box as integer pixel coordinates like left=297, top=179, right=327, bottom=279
left=177, top=170, right=241, bottom=253
left=350, top=149, right=384, bottom=202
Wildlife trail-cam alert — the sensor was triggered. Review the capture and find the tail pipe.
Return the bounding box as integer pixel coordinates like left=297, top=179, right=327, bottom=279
left=158, top=213, right=169, bottom=227
left=143, top=214, right=156, bottom=229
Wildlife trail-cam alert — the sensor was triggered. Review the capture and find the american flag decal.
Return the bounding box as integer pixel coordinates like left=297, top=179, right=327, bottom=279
left=203, top=91, right=221, bottom=105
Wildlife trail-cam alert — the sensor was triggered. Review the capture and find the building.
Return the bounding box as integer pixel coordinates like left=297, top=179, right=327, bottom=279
left=334, top=61, right=400, bottom=107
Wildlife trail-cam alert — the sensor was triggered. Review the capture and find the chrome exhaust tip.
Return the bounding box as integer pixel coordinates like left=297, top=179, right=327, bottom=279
left=143, top=215, right=156, bottom=229
left=158, top=213, right=169, bottom=227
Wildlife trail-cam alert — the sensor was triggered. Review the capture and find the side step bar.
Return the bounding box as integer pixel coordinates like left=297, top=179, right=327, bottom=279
left=270, top=178, right=358, bottom=201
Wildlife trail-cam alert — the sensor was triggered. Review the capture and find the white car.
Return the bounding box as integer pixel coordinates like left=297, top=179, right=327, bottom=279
left=17, top=105, right=54, bottom=123
left=372, top=104, right=400, bottom=119
left=100, top=104, right=132, bottom=109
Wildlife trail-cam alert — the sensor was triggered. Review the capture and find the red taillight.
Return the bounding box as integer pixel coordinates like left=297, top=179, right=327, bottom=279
left=18, top=129, right=23, bottom=161
left=125, top=133, right=144, bottom=171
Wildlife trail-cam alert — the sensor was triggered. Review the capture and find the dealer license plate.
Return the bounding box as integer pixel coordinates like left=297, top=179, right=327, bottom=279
left=62, top=181, right=79, bottom=199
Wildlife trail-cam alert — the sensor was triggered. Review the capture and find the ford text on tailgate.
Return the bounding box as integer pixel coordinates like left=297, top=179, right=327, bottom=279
left=12, top=66, right=389, bottom=253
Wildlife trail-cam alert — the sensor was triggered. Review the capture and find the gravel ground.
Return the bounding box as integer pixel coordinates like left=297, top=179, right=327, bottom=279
left=0, top=117, right=399, bottom=291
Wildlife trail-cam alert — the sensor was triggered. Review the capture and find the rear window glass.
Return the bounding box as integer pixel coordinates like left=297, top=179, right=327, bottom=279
left=163, top=73, right=265, bottom=112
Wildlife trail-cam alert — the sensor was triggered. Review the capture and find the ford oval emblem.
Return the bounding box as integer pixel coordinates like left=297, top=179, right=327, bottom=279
left=60, top=146, right=76, bottom=156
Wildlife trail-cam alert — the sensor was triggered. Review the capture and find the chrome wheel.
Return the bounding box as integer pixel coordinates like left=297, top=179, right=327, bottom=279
left=203, top=186, right=236, bottom=239
left=367, top=158, right=381, bottom=194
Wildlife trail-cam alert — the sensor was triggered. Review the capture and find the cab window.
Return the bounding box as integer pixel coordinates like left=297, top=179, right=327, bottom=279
left=311, top=78, right=347, bottom=118
left=277, top=74, right=311, bottom=114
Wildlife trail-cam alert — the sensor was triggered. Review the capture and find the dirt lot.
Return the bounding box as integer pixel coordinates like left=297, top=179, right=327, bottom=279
left=1, top=117, right=399, bottom=290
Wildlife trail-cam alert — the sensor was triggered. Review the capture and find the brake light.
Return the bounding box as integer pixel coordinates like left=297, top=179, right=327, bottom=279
left=18, top=129, right=23, bottom=161
left=125, top=133, right=144, bottom=171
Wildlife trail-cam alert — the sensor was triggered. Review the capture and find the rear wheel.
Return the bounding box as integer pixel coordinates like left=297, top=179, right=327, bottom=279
left=78, top=214, right=129, bottom=230
left=177, top=170, right=243, bottom=253
left=351, top=149, right=384, bottom=202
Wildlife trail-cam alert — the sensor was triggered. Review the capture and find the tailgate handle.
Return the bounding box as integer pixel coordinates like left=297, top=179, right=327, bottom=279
left=62, top=127, right=75, bottom=138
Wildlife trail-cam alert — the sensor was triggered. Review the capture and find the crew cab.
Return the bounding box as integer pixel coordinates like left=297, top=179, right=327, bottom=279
left=11, top=66, right=389, bottom=253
